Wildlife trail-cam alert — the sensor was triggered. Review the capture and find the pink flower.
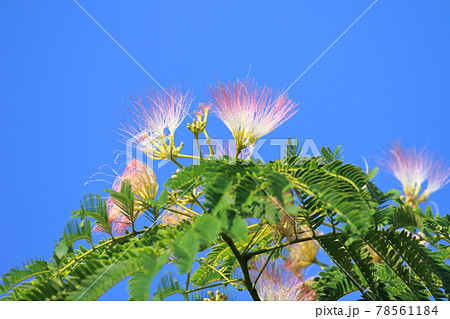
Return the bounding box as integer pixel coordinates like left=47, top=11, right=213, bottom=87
left=209, top=80, right=298, bottom=147
left=382, top=143, right=450, bottom=203
left=423, top=159, right=450, bottom=197
left=94, top=159, right=158, bottom=235
left=384, top=143, right=429, bottom=193
left=249, top=256, right=317, bottom=301
left=124, top=87, right=193, bottom=138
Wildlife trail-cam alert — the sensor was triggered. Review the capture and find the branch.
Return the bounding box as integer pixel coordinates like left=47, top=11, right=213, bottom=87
left=221, top=233, right=261, bottom=301
left=185, top=278, right=242, bottom=294
left=56, top=229, right=146, bottom=276
left=245, top=232, right=344, bottom=260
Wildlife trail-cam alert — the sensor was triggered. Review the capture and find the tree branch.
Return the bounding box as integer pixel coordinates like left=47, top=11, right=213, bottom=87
left=245, top=232, right=344, bottom=260
left=221, top=233, right=261, bottom=301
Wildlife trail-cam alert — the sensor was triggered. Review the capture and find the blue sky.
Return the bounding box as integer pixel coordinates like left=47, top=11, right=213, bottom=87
left=0, top=1, right=449, bottom=301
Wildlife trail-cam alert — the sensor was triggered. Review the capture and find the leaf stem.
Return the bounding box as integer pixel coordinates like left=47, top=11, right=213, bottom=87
left=56, top=229, right=147, bottom=276
left=194, top=133, right=203, bottom=160
left=177, top=154, right=201, bottom=160
left=171, top=158, right=184, bottom=169
left=203, top=130, right=215, bottom=156
left=184, top=278, right=242, bottom=294
left=184, top=269, right=192, bottom=301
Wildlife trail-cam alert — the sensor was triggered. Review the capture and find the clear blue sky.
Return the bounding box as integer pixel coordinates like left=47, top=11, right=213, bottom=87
left=0, top=1, right=449, bottom=301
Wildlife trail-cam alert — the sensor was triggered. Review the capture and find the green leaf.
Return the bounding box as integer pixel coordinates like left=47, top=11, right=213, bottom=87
left=288, top=165, right=372, bottom=235
left=320, top=146, right=343, bottom=163
left=106, top=180, right=136, bottom=225
left=388, top=205, right=424, bottom=230
left=152, top=273, right=183, bottom=301
left=313, top=266, right=359, bottom=301
left=364, top=231, right=439, bottom=300
left=229, top=217, right=248, bottom=240
left=193, top=215, right=221, bottom=246
left=172, top=231, right=198, bottom=273
left=0, top=259, right=50, bottom=295
left=54, top=217, right=93, bottom=264
left=75, top=193, right=112, bottom=236
left=54, top=242, right=69, bottom=261
left=128, top=252, right=169, bottom=300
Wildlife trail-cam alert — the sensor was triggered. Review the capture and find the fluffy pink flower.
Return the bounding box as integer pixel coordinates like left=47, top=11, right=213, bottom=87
left=209, top=80, right=298, bottom=145
left=424, top=159, right=450, bottom=196
left=384, top=143, right=429, bottom=193
left=382, top=143, right=450, bottom=202
left=249, top=256, right=317, bottom=301
left=94, top=159, right=158, bottom=235
left=124, top=87, right=193, bottom=138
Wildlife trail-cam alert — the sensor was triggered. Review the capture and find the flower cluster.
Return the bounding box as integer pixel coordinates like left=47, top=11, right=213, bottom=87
left=122, top=80, right=298, bottom=162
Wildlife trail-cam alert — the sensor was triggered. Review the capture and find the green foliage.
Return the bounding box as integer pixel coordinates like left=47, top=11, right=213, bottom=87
left=142, top=187, right=169, bottom=223
left=0, top=259, right=50, bottom=296
left=167, top=159, right=292, bottom=239
left=423, top=214, right=450, bottom=242
left=2, top=142, right=449, bottom=301
left=191, top=241, right=236, bottom=286
left=287, top=163, right=373, bottom=235
left=321, top=146, right=343, bottom=163
left=74, top=193, right=113, bottom=237
left=129, top=252, right=169, bottom=301
left=152, top=273, right=183, bottom=300
left=318, top=235, right=380, bottom=300
left=169, top=214, right=224, bottom=273
left=313, top=266, right=359, bottom=301
left=172, top=231, right=199, bottom=273
left=314, top=227, right=450, bottom=301
left=387, top=205, right=424, bottom=230
left=54, top=217, right=92, bottom=264
left=364, top=231, right=443, bottom=300
left=192, top=215, right=222, bottom=246
left=106, top=180, right=137, bottom=230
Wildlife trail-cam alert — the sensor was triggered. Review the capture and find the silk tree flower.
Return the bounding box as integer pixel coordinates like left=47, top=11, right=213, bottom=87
left=382, top=143, right=450, bottom=204
left=209, top=80, right=298, bottom=153
left=249, top=255, right=317, bottom=301
left=422, top=160, right=450, bottom=200
left=94, top=158, right=158, bottom=235
left=126, top=87, right=193, bottom=136
left=122, top=87, right=193, bottom=160
left=384, top=143, right=429, bottom=199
